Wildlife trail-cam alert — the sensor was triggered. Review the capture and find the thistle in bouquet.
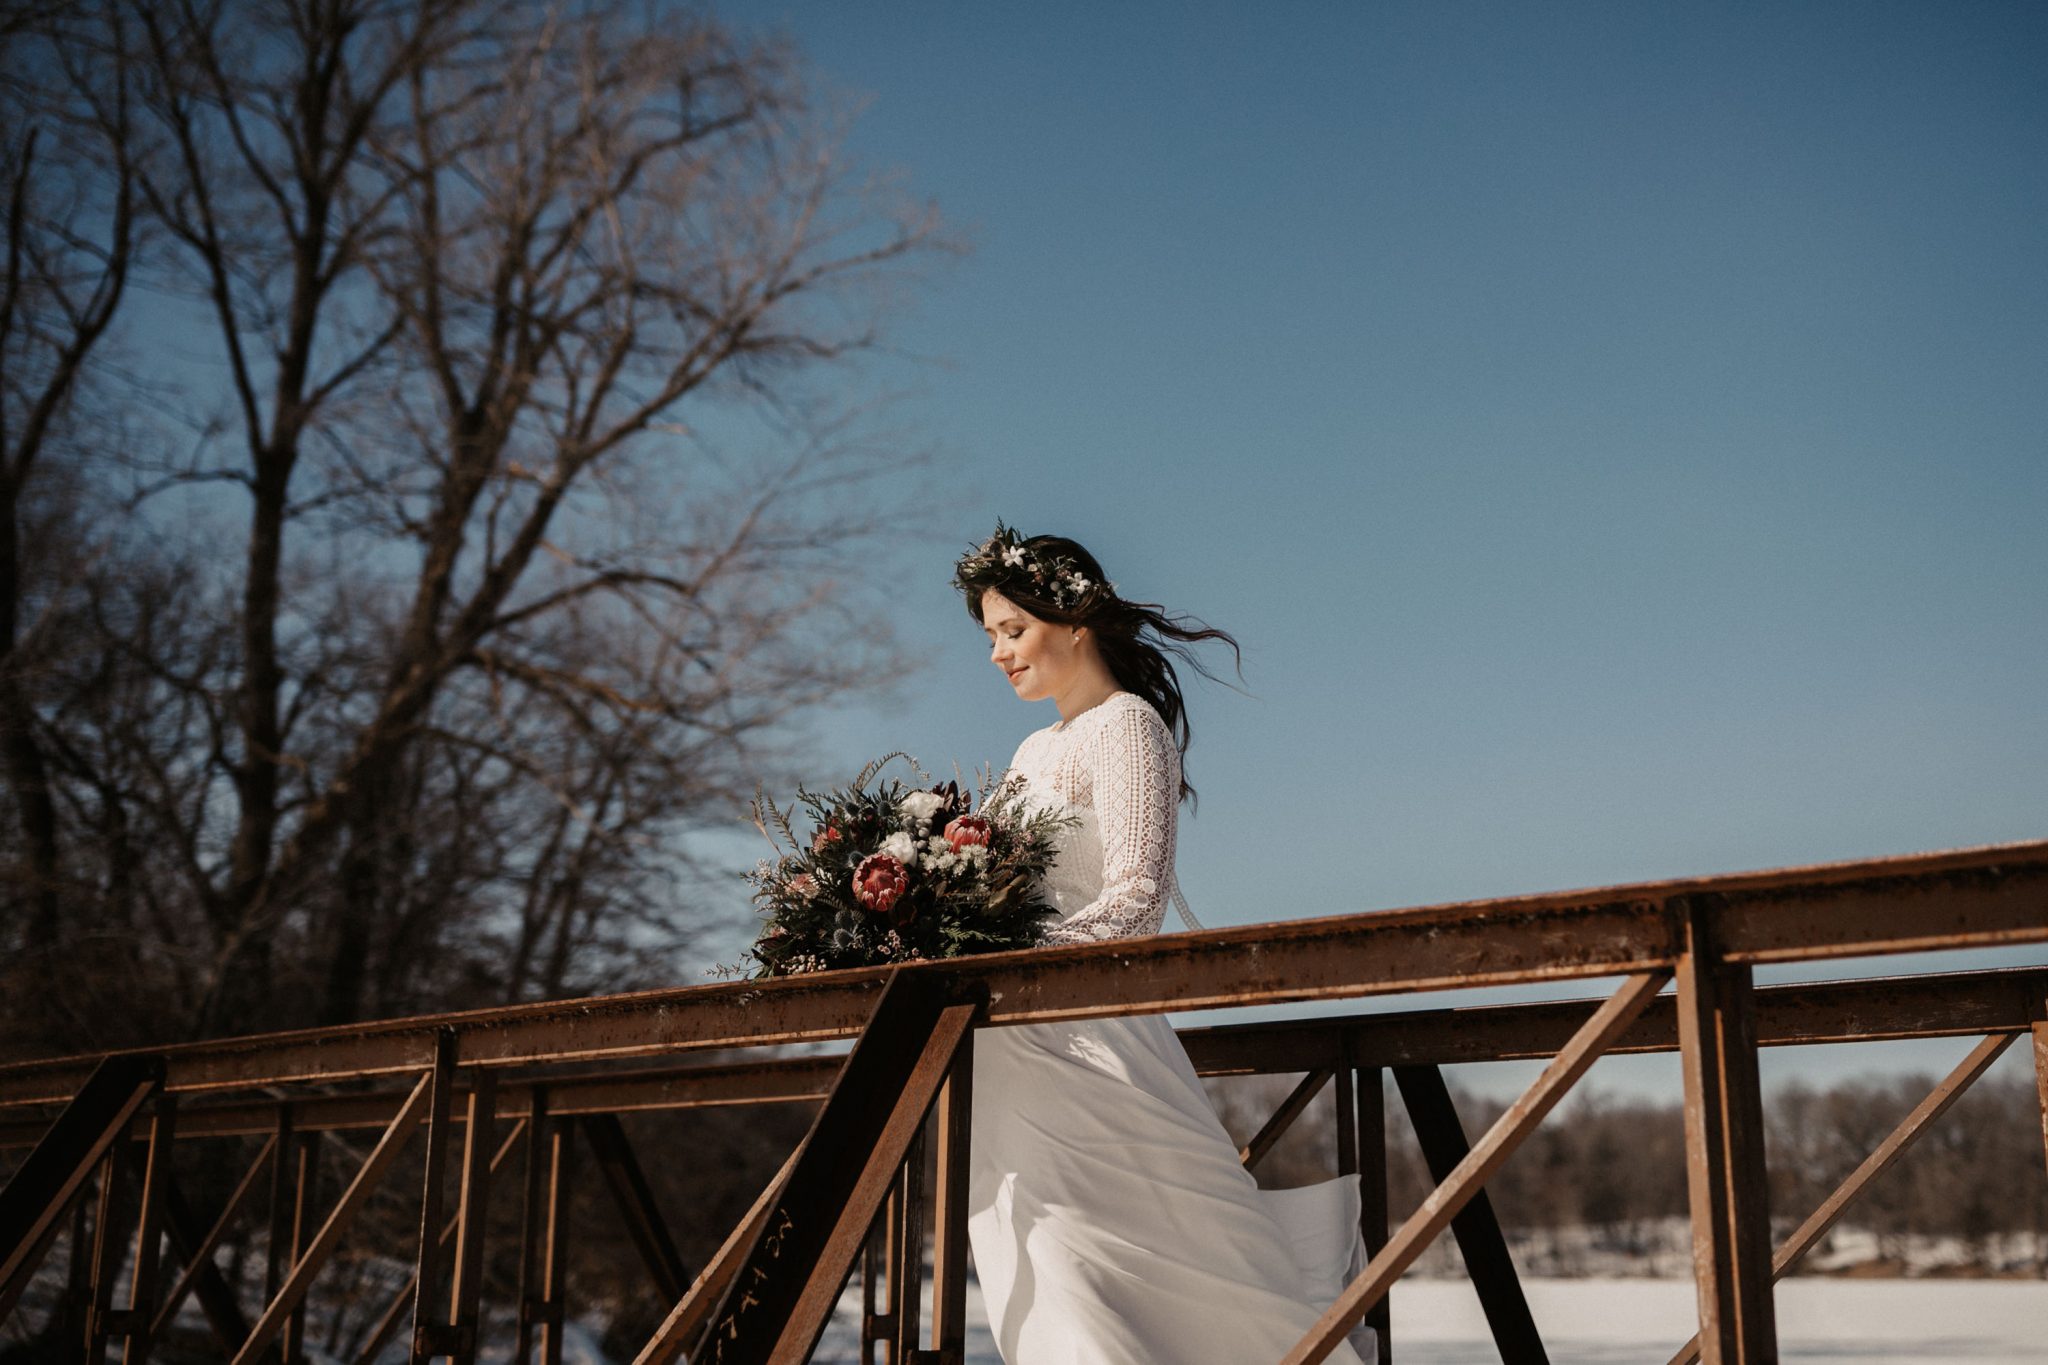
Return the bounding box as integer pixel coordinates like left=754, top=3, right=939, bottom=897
left=735, top=754, right=1076, bottom=977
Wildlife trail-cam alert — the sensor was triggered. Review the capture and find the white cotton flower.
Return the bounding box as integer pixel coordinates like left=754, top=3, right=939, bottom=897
left=899, top=791, right=945, bottom=827
left=879, top=831, right=919, bottom=865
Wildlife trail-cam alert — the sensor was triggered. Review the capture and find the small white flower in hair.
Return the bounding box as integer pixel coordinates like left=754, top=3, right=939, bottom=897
left=1002, top=545, right=1026, bottom=567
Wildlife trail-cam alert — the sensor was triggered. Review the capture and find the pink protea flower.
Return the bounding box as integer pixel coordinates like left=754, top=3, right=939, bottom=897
left=943, top=815, right=992, bottom=853
left=853, top=853, right=909, bottom=915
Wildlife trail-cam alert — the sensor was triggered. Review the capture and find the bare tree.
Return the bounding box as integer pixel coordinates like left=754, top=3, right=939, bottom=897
left=0, top=0, right=140, bottom=959
left=0, top=0, right=949, bottom=1053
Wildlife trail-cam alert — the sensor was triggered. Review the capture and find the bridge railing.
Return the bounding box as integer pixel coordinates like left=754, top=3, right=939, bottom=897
left=2, top=839, right=2044, bottom=1363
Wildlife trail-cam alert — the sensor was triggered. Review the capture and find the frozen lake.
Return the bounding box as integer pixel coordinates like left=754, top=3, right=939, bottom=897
left=814, top=1275, right=2048, bottom=1364
left=1385, top=1278, right=2047, bottom=1364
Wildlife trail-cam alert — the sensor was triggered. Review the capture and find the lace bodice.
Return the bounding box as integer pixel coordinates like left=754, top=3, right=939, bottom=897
left=1004, top=691, right=1188, bottom=945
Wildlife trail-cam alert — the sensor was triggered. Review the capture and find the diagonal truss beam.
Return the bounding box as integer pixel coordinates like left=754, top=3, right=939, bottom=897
left=632, top=1146, right=799, bottom=1365
left=1664, top=1030, right=2018, bottom=1365
left=1392, top=1065, right=1545, bottom=1362
left=582, top=1113, right=688, bottom=1301
left=683, top=969, right=981, bottom=1365
left=1281, top=970, right=1670, bottom=1365
left=0, top=1055, right=162, bottom=1304
left=1239, top=1067, right=1334, bottom=1170
left=0, top=1180, right=87, bottom=1328
left=117, top=1094, right=177, bottom=1365
left=231, top=1067, right=434, bottom=1365
left=150, top=1137, right=274, bottom=1343
left=342, top=1118, right=524, bottom=1365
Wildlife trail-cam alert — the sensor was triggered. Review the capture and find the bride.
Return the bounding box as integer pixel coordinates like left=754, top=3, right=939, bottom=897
left=951, top=525, right=1376, bottom=1365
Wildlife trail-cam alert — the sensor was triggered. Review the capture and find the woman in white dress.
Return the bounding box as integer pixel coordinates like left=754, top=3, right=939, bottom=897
left=951, top=525, right=1376, bottom=1365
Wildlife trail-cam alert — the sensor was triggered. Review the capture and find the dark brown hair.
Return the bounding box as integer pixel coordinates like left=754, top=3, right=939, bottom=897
left=954, top=529, right=1241, bottom=806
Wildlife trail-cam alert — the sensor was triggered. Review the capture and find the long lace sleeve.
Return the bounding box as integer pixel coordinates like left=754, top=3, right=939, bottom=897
left=1042, top=700, right=1180, bottom=945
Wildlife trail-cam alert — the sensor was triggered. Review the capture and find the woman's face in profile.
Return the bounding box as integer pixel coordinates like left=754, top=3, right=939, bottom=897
left=981, top=588, right=1081, bottom=704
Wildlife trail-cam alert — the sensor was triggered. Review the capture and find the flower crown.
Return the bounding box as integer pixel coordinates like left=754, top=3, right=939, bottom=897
left=953, top=521, right=1111, bottom=610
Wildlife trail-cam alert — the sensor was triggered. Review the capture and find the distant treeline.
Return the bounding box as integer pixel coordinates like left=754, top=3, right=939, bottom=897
left=1210, top=1068, right=2048, bottom=1273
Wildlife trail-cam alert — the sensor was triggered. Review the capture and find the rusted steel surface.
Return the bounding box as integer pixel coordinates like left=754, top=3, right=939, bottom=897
left=1677, top=908, right=1777, bottom=1364
left=1392, top=1066, right=1545, bottom=1362
left=520, top=1109, right=575, bottom=1365
left=3, top=841, right=2038, bottom=1108
left=1664, top=1031, right=2018, bottom=1365
left=582, top=1113, right=687, bottom=1302
left=118, top=1095, right=176, bottom=1365
left=511, top=1093, right=554, bottom=1365
left=8, top=968, right=2044, bottom=1159
left=161, top=1181, right=251, bottom=1352
left=894, top=1125, right=930, bottom=1356
left=1762, top=1031, right=2014, bottom=1276
left=1239, top=1067, right=1333, bottom=1170
left=410, top=1031, right=460, bottom=1362
left=0, top=1054, right=161, bottom=1300
left=0, top=1055, right=851, bottom=1144
left=444, top=1070, right=499, bottom=1363
left=233, top=1069, right=433, bottom=1365
left=85, top=1145, right=131, bottom=1365
left=633, top=1147, right=798, bottom=1365
left=1184, top=965, right=2048, bottom=1076
left=1348, top=1062, right=1391, bottom=1365
left=0, top=844, right=2041, bottom=1365
left=0, top=976, right=890, bottom=1106
left=930, top=1045, right=974, bottom=1359
left=1282, top=971, right=1672, bottom=1364
left=860, top=1204, right=888, bottom=1364
left=1711, top=850, right=2048, bottom=963
left=693, top=969, right=979, bottom=1364
left=152, top=1146, right=269, bottom=1344
left=351, top=1120, right=523, bottom=1365
left=2034, top=987, right=2048, bottom=1184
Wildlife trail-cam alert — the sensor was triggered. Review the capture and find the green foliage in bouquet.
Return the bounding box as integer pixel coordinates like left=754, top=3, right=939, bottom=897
left=730, top=754, right=1075, bottom=977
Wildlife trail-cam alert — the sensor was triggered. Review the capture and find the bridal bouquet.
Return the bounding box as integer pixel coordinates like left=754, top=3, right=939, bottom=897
left=734, top=755, right=1074, bottom=977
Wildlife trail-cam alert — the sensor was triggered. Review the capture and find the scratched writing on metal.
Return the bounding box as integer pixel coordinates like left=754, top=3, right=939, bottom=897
left=761, top=1204, right=794, bottom=1256
left=709, top=1204, right=797, bottom=1359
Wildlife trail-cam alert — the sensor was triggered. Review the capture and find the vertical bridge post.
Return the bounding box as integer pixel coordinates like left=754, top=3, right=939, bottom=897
left=1676, top=896, right=1778, bottom=1364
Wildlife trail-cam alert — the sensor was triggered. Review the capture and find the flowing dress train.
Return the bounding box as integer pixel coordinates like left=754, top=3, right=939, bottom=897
left=966, top=692, right=1375, bottom=1364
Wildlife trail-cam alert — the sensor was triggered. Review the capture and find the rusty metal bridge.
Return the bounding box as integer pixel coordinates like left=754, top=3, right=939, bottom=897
left=3, top=839, right=2046, bottom=1363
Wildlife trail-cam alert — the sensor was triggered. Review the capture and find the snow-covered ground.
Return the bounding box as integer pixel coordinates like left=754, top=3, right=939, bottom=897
left=812, top=1274, right=2048, bottom=1364
left=12, top=1234, right=2039, bottom=1362
left=1382, top=1278, right=2047, bottom=1364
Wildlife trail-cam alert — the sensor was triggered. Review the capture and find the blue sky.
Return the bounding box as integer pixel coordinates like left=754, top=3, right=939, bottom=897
left=702, top=1, right=2048, bottom=1098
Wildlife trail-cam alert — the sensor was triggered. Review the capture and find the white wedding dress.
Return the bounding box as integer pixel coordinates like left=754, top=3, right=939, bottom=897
left=966, top=692, right=1376, bottom=1364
